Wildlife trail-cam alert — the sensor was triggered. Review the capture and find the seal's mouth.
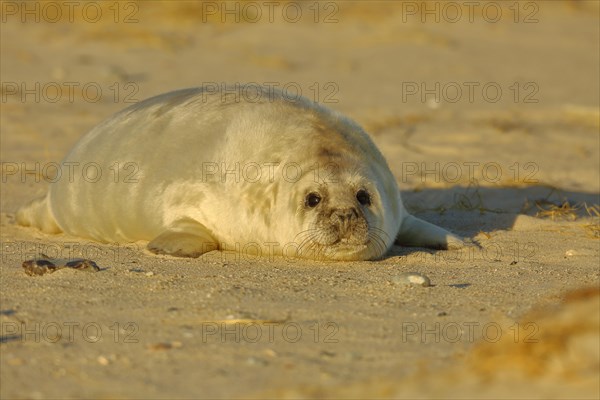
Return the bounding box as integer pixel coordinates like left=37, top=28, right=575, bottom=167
left=331, top=237, right=369, bottom=248
left=316, top=239, right=372, bottom=260
left=294, top=222, right=389, bottom=261
left=294, top=238, right=370, bottom=261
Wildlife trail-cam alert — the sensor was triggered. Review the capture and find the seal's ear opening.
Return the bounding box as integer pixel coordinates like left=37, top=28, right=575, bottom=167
left=395, top=214, right=464, bottom=250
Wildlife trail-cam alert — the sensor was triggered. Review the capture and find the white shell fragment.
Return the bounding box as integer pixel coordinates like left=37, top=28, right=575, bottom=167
left=393, top=272, right=431, bottom=287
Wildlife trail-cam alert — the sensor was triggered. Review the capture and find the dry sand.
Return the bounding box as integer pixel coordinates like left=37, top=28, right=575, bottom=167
left=1, top=1, right=599, bottom=399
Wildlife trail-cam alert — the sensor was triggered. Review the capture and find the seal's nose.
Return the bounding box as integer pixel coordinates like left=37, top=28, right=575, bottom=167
left=332, top=208, right=359, bottom=236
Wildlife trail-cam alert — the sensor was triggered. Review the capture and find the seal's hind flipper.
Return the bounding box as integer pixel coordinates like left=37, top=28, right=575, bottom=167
left=395, top=214, right=463, bottom=250
left=147, top=218, right=218, bottom=258
left=16, top=195, right=61, bottom=233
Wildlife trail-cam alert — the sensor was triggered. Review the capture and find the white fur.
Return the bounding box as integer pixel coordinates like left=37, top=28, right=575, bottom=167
left=17, top=86, right=461, bottom=260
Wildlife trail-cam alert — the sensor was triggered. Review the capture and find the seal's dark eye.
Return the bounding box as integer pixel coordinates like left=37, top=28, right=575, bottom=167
left=356, top=189, right=371, bottom=206
left=305, top=193, right=321, bottom=208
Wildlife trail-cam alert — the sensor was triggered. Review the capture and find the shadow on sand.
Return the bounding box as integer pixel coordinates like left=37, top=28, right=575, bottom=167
left=386, top=184, right=599, bottom=258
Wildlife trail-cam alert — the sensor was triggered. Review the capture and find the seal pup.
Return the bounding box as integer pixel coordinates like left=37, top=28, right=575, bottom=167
left=17, top=85, right=463, bottom=261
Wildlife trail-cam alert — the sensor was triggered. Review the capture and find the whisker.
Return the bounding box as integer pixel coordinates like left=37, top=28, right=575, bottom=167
left=368, top=227, right=388, bottom=259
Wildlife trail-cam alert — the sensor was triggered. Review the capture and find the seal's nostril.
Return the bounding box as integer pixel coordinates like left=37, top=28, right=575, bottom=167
left=332, top=208, right=359, bottom=233
left=333, top=209, right=355, bottom=221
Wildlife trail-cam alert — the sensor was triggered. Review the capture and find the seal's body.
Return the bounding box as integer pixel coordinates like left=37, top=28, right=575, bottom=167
left=17, top=86, right=462, bottom=260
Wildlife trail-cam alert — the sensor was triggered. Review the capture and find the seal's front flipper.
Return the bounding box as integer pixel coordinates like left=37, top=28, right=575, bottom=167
left=147, top=218, right=218, bottom=258
left=395, top=214, right=464, bottom=250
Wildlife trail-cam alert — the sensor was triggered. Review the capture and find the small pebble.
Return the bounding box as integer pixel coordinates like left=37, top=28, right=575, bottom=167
left=344, top=352, right=362, bottom=361
left=392, top=272, right=431, bottom=287
left=148, top=342, right=172, bottom=351
left=565, top=249, right=577, bottom=257
left=147, top=341, right=182, bottom=351
left=145, top=271, right=155, bottom=277
left=65, top=259, right=100, bottom=272
left=22, top=259, right=58, bottom=276
left=264, top=348, right=277, bottom=358
left=97, top=356, right=110, bottom=366
left=22, top=258, right=99, bottom=276
left=320, top=350, right=336, bottom=358
left=246, top=356, right=268, bottom=366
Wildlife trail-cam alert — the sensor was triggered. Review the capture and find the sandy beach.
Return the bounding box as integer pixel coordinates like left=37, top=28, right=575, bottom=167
left=1, top=1, right=599, bottom=398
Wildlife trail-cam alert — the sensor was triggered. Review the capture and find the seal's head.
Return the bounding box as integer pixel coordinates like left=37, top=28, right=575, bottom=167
left=290, top=151, right=402, bottom=261
left=293, top=180, right=373, bottom=260
left=245, top=98, right=405, bottom=261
